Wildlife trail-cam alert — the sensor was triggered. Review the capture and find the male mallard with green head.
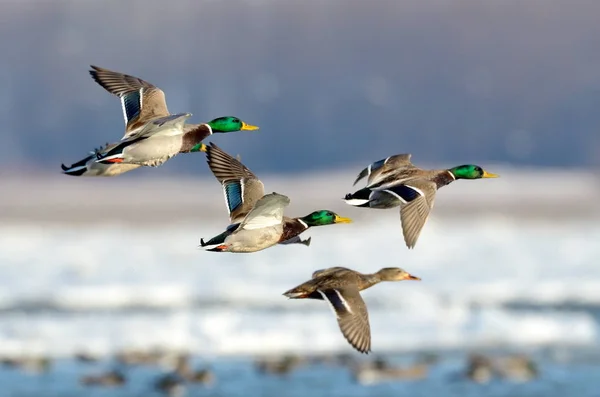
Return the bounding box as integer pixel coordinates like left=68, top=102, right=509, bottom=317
left=205, top=192, right=291, bottom=253
left=200, top=143, right=352, bottom=250
left=283, top=267, right=420, bottom=354
left=344, top=153, right=499, bottom=248
left=61, top=66, right=258, bottom=176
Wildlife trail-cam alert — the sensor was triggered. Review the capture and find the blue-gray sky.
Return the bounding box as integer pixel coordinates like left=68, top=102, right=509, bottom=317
left=2, top=0, right=600, bottom=175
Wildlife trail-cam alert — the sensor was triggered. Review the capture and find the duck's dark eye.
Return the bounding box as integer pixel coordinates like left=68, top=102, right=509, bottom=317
left=233, top=118, right=240, bottom=123
left=475, top=166, right=482, bottom=172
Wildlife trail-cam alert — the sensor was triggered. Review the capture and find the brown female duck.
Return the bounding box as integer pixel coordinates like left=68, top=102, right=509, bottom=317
left=283, top=267, right=420, bottom=354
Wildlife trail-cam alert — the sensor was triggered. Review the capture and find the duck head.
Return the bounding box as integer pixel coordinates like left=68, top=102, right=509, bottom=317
left=376, top=267, right=421, bottom=281
left=208, top=116, right=259, bottom=133
left=448, top=165, right=499, bottom=180
left=301, top=210, right=353, bottom=226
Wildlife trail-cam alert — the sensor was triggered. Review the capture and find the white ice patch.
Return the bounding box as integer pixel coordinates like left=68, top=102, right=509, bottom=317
left=0, top=216, right=599, bottom=357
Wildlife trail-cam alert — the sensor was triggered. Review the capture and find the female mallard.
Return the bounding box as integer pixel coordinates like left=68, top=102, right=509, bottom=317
left=61, top=65, right=258, bottom=176
left=206, top=192, right=291, bottom=253
left=344, top=154, right=499, bottom=249
left=200, top=143, right=352, bottom=250
left=283, top=267, right=420, bottom=354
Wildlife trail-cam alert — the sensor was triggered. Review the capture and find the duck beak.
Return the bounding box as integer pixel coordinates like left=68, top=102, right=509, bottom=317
left=403, top=273, right=421, bottom=281
left=334, top=215, right=353, bottom=224
left=482, top=170, right=499, bottom=178
left=282, top=290, right=306, bottom=299
left=199, top=143, right=208, bottom=152
left=241, top=122, right=260, bottom=131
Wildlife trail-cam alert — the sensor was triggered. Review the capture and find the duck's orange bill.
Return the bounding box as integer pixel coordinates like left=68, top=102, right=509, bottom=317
left=405, top=274, right=421, bottom=281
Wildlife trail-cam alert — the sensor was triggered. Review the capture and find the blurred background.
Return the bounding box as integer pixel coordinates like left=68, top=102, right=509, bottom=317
left=1, top=0, right=600, bottom=396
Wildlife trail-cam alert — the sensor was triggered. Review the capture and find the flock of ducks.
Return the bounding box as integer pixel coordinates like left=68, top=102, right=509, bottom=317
left=61, top=66, right=499, bottom=354
left=0, top=350, right=538, bottom=393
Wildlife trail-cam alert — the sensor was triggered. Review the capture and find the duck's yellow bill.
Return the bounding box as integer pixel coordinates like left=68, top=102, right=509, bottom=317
left=404, top=273, right=421, bottom=281
left=241, top=122, right=260, bottom=131
left=334, top=215, right=353, bottom=224
left=199, top=143, right=208, bottom=152
left=482, top=170, right=499, bottom=178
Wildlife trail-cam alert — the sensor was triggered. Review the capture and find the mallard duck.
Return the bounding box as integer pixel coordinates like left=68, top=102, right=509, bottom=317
left=61, top=65, right=258, bottom=176
left=154, top=373, right=186, bottom=397
left=465, top=354, right=494, bottom=384
left=255, top=354, right=305, bottom=376
left=344, top=154, right=499, bottom=248
left=186, top=368, right=215, bottom=385
left=283, top=267, right=420, bottom=354
left=200, top=143, right=352, bottom=248
left=156, top=355, right=215, bottom=389
left=352, top=357, right=428, bottom=384
left=80, top=369, right=126, bottom=387
left=0, top=356, right=51, bottom=374
left=496, top=354, right=538, bottom=382
left=204, top=192, right=291, bottom=253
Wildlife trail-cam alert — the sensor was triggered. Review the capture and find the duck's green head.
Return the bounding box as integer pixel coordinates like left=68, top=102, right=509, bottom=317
left=301, top=210, right=353, bottom=227
left=207, top=116, right=259, bottom=133
left=448, top=165, right=499, bottom=180
left=189, top=117, right=259, bottom=152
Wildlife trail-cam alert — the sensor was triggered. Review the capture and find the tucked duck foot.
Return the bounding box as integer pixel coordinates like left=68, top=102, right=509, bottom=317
left=301, top=237, right=312, bottom=247
left=206, top=244, right=228, bottom=252
left=99, top=158, right=124, bottom=164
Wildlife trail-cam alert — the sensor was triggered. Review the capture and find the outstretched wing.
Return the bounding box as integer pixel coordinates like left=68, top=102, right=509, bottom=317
left=89, top=65, right=171, bottom=137
left=239, top=192, right=290, bottom=231
left=205, top=143, right=265, bottom=224
left=318, top=287, right=371, bottom=354
left=395, top=179, right=437, bottom=249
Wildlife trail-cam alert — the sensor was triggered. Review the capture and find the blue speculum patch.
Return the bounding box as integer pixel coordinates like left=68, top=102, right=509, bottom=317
left=224, top=182, right=243, bottom=213
left=122, top=91, right=142, bottom=123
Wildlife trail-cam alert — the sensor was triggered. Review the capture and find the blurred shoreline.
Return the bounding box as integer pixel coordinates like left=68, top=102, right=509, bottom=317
left=1, top=168, right=599, bottom=224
